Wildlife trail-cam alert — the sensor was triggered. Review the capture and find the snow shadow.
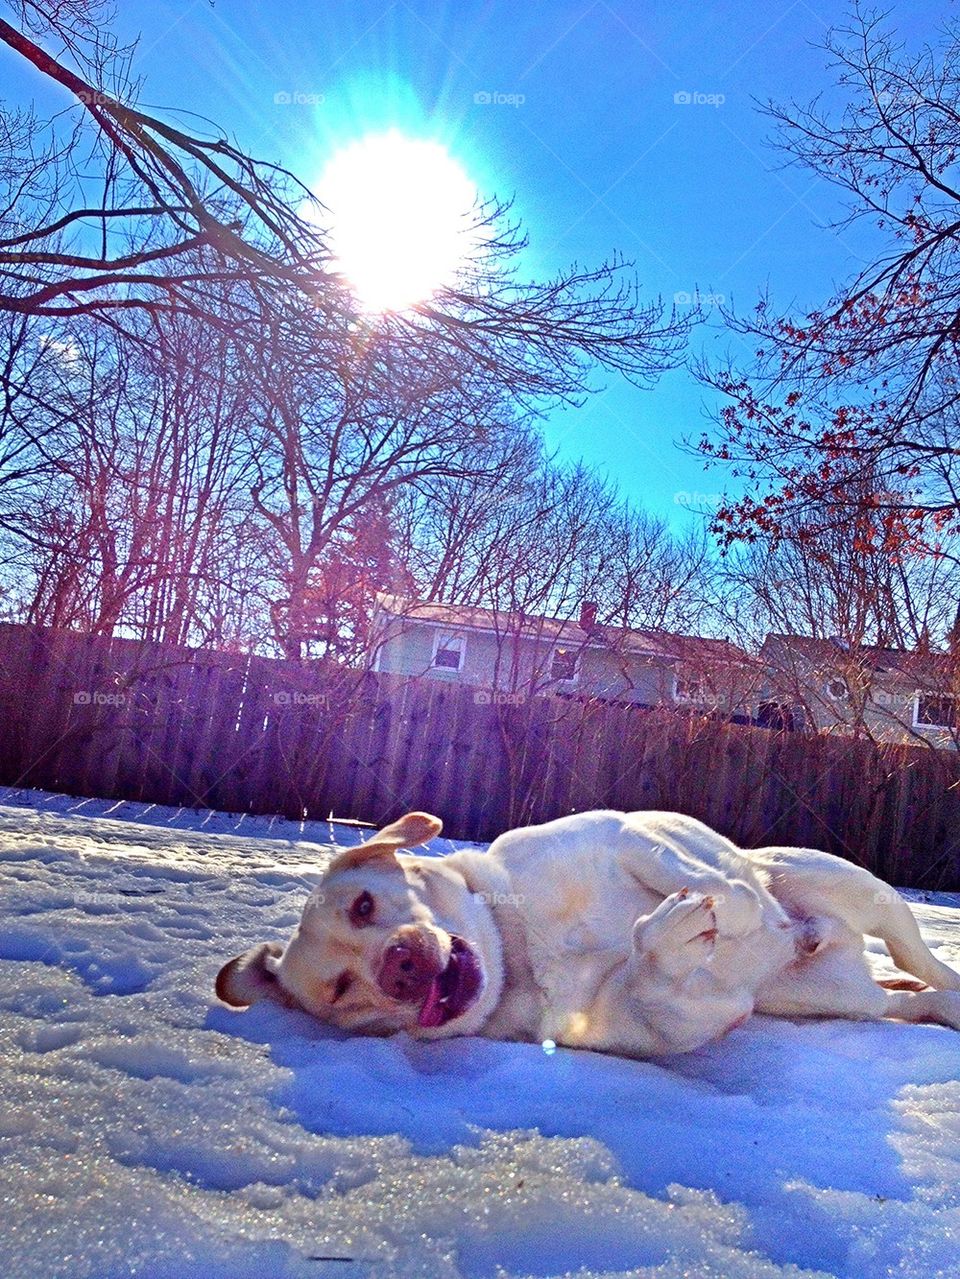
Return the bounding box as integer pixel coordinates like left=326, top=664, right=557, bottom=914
left=206, top=1001, right=960, bottom=1275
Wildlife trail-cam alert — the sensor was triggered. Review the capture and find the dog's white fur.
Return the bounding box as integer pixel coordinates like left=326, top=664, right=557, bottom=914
left=216, top=809, right=960, bottom=1057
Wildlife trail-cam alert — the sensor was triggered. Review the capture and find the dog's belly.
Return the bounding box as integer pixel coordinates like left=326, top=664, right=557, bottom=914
left=483, top=814, right=809, bottom=1049
left=507, top=857, right=800, bottom=1047
left=528, top=942, right=625, bottom=1043
left=515, top=864, right=656, bottom=1042
left=521, top=857, right=659, bottom=953
left=709, top=926, right=798, bottom=988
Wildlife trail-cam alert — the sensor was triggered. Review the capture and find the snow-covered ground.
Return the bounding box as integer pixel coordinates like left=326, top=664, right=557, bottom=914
left=2, top=788, right=960, bottom=1279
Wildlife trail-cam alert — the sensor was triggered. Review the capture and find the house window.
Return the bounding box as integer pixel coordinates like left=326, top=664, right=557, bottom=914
left=824, top=677, right=849, bottom=701
left=432, top=633, right=466, bottom=672
left=674, top=675, right=703, bottom=702
left=914, top=692, right=957, bottom=729
left=758, top=701, right=801, bottom=732
left=551, top=647, right=579, bottom=682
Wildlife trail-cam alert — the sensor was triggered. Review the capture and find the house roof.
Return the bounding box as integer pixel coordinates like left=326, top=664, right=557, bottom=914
left=762, top=633, right=960, bottom=690
left=373, top=595, right=753, bottom=667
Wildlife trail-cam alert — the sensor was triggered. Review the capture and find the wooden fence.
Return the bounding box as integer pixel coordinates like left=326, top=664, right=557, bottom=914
left=1, top=622, right=959, bottom=887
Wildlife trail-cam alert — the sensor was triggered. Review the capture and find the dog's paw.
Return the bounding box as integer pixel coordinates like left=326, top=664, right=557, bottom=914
left=633, top=889, right=717, bottom=978
left=710, top=881, right=763, bottom=938
left=929, top=990, right=960, bottom=1031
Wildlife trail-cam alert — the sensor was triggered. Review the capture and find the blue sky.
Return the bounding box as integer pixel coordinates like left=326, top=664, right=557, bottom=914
left=6, top=0, right=946, bottom=528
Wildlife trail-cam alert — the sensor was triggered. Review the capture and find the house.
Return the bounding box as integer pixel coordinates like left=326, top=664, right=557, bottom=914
left=368, top=594, right=761, bottom=717
left=759, top=633, right=960, bottom=748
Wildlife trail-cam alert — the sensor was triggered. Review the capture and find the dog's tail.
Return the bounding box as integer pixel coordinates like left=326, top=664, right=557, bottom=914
left=750, top=845, right=960, bottom=992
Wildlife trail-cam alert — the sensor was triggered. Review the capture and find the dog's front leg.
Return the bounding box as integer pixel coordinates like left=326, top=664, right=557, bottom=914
left=619, top=835, right=778, bottom=938
left=631, top=888, right=719, bottom=979
left=553, top=891, right=756, bottom=1058
left=616, top=891, right=753, bottom=1054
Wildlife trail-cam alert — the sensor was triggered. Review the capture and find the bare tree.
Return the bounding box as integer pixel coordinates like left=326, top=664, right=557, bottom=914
left=390, top=427, right=547, bottom=606
left=696, top=3, right=960, bottom=561
left=5, top=307, right=259, bottom=640
left=246, top=243, right=694, bottom=659
left=0, top=1, right=334, bottom=328
left=389, top=451, right=720, bottom=699
left=1, top=3, right=692, bottom=365
left=0, top=1, right=696, bottom=657
left=714, top=504, right=960, bottom=745
left=719, top=507, right=960, bottom=652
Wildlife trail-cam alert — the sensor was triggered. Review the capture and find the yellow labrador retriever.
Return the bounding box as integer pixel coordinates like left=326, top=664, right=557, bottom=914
left=216, top=810, right=960, bottom=1057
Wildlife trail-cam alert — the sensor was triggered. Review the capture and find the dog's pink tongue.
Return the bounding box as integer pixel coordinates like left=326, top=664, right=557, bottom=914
left=418, top=976, right=445, bottom=1028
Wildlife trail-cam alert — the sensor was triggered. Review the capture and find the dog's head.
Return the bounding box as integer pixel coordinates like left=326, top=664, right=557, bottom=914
left=215, top=812, right=504, bottom=1038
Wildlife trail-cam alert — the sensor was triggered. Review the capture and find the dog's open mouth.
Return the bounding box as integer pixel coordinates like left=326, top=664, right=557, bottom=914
left=417, top=937, right=483, bottom=1028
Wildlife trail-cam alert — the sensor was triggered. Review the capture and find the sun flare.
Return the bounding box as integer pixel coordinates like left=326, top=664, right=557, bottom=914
left=315, top=131, right=479, bottom=313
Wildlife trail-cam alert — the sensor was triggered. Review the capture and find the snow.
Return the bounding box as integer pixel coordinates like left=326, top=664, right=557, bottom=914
left=2, top=788, right=960, bottom=1278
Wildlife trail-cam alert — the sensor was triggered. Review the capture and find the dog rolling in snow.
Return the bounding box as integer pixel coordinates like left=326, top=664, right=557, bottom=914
left=216, top=809, right=960, bottom=1057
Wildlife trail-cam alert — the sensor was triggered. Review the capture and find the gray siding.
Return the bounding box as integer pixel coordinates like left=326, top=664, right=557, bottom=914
left=373, top=618, right=749, bottom=712
left=760, top=637, right=958, bottom=749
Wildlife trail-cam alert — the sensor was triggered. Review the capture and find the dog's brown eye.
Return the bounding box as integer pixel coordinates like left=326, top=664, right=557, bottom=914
left=331, top=971, right=353, bottom=1003
left=349, top=890, right=375, bottom=927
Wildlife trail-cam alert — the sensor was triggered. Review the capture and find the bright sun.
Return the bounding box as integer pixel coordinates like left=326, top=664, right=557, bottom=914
left=315, top=131, right=479, bottom=313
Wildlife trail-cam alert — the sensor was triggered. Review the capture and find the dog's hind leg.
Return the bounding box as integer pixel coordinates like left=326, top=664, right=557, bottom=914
left=750, top=845, right=960, bottom=992
left=756, top=937, right=891, bottom=1021
left=758, top=943, right=960, bottom=1030
left=867, top=893, right=960, bottom=992
left=882, top=989, right=960, bottom=1029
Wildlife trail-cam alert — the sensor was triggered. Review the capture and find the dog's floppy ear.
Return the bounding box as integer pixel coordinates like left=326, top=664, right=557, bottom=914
left=215, top=941, right=291, bottom=1008
left=326, top=811, right=442, bottom=874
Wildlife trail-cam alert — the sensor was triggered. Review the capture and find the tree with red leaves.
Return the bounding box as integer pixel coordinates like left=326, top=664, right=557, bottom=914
left=698, top=4, right=960, bottom=571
